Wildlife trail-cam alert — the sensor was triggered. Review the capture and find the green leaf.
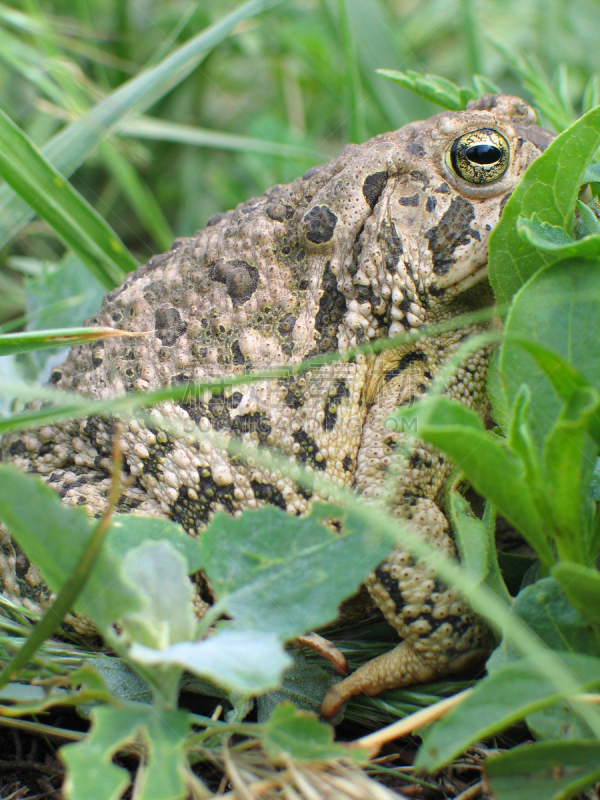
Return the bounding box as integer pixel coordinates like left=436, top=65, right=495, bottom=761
left=575, top=199, right=600, bottom=238
left=447, top=490, right=511, bottom=609
left=118, top=542, right=196, bottom=650
left=198, top=504, right=391, bottom=639
left=262, top=701, right=367, bottom=762
left=583, top=162, right=600, bottom=184
left=61, top=704, right=190, bottom=800
left=0, top=465, right=140, bottom=631
left=106, top=515, right=204, bottom=574
left=488, top=105, right=600, bottom=313
left=0, top=0, right=288, bottom=252
left=129, top=630, right=292, bottom=694
left=485, top=740, right=600, bottom=800
left=552, top=562, right=600, bottom=624
left=376, top=69, right=476, bottom=110
left=488, top=578, right=600, bottom=670
left=542, top=388, right=600, bottom=562
left=501, top=258, right=600, bottom=462
left=407, top=396, right=553, bottom=566
left=0, top=106, right=137, bottom=289
left=487, top=348, right=510, bottom=434
left=415, top=653, right=600, bottom=771
left=517, top=214, right=600, bottom=259
left=0, top=327, right=140, bottom=356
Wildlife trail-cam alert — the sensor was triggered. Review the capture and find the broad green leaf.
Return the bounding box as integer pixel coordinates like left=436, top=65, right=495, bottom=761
left=61, top=704, right=190, bottom=800
left=487, top=348, right=510, bottom=434
left=583, top=162, right=600, bottom=184
left=129, top=630, right=292, bottom=694
left=407, top=396, right=553, bottom=566
left=488, top=578, right=600, bottom=670
left=501, top=259, right=600, bottom=450
left=0, top=107, right=137, bottom=288
left=118, top=542, right=196, bottom=651
left=0, top=466, right=141, bottom=631
left=542, top=388, right=600, bottom=562
left=552, top=562, right=600, bottom=623
left=0, top=326, right=139, bottom=356
left=575, top=199, right=600, bottom=237
left=415, top=653, right=600, bottom=771
left=106, top=515, right=204, bottom=574
left=517, top=214, right=600, bottom=259
left=485, top=740, right=600, bottom=800
left=262, top=701, right=367, bottom=762
left=447, top=490, right=511, bottom=609
left=376, top=69, right=476, bottom=110
left=198, top=504, right=390, bottom=640
left=527, top=702, right=596, bottom=743
left=0, top=0, right=288, bottom=251
left=489, top=105, right=600, bottom=312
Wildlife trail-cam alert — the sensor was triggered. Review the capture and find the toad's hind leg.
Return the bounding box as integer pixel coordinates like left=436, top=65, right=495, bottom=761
left=321, top=500, right=492, bottom=719
left=320, top=350, right=493, bottom=718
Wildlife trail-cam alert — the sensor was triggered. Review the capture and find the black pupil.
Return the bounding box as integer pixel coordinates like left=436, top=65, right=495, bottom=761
left=465, top=143, right=501, bottom=165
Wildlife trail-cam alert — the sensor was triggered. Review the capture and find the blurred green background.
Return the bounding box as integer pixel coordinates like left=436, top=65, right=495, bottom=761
left=0, top=0, right=599, bottom=366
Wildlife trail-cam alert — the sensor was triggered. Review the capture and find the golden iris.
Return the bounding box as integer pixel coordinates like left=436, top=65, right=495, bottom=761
left=449, top=129, right=509, bottom=185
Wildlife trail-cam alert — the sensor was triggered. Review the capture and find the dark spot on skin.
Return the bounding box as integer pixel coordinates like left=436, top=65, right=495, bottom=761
left=231, top=412, right=271, bottom=443
left=378, top=219, right=403, bottom=273
left=231, top=340, right=246, bottom=366
left=434, top=183, right=451, bottom=194
left=106, top=285, right=126, bottom=302
left=342, top=454, right=354, bottom=472
left=267, top=203, right=294, bottom=222
left=9, top=440, right=27, bottom=457
left=408, top=142, right=426, bottom=157
left=206, top=212, right=228, bottom=227
left=278, top=314, right=296, bottom=337
left=225, top=260, right=259, bottom=306
left=155, top=306, right=187, bottom=346
left=362, top=172, right=388, bottom=209
left=304, top=205, right=338, bottom=244
left=282, top=377, right=306, bottom=409
left=299, top=279, right=309, bottom=291
left=251, top=480, right=287, bottom=510
left=410, top=171, right=430, bottom=188
left=297, top=249, right=305, bottom=262
left=398, top=195, right=420, bottom=207
left=424, top=197, right=481, bottom=276
left=143, top=280, right=166, bottom=305
left=385, top=350, right=427, bottom=382
left=172, top=478, right=235, bottom=533
left=428, top=284, right=445, bottom=297
left=426, top=196, right=437, bottom=213
left=315, top=262, right=346, bottom=352
left=118, top=496, right=142, bottom=511
left=50, top=369, right=63, bottom=384
left=292, top=430, right=326, bottom=470
left=282, top=246, right=291, bottom=255
left=323, top=380, right=350, bottom=430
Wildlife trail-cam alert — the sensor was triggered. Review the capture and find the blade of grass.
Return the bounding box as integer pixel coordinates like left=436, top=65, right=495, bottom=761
left=99, top=141, right=174, bottom=252
left=119, top=117, right=322, bottom=160
left=0, top=107, right=137, bottom=288
left=0, top=0, right=289, bottom=250
left=0, top=327, right=145, bottom=356
left=335, top=0, right=365, bottom=144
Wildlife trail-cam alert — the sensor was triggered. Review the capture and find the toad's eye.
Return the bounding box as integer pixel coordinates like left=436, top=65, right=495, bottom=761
left=448, top=129, right=509, bottom=185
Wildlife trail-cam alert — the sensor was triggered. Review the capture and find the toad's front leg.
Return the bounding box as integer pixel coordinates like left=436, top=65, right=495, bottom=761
left=321, top=344, right=493, bottom=719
